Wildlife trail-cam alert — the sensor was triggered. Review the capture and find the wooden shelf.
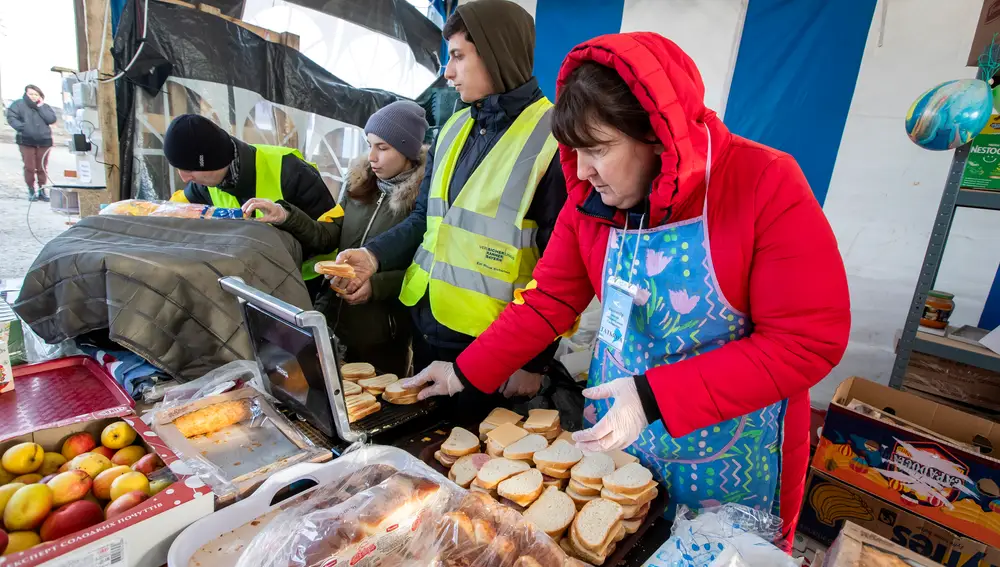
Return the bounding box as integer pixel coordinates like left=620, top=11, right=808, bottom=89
left=912, top=331, right=1000, bottom=373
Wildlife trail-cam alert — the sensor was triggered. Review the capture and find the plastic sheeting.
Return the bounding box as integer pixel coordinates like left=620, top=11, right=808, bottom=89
left=113, top=0, right=403, bottom=200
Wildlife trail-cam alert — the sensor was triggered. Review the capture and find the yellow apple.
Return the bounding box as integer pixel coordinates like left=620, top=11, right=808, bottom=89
left=60, top=433, right=96, bottom=461
left=0, top=484, right=24, bottom=516
left=47, top=470, right=93, bottom=506
left=39, top=453, right=67, bottom=476
left=3, top=484, right=53, bottom=531
left=67, top=453, right=112, bottom=479
left=148, top=477, right=172, bottom=496
left=3, top=531, right=41, bottom=555
left=1, top=443, right=44, bottom=475
left=110, top=472, right=149, bottom=501
left=93, top=466, right=131, bottom=501
left=110, top=446, right=145, bottom=467
left=100, top=422, right=137, bottom=450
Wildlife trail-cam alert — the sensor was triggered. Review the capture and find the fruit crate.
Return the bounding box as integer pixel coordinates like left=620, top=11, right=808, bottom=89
left=0, top=412, right=213, bottom=566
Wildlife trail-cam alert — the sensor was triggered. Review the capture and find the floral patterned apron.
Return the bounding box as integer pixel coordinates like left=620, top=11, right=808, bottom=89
left=586, top=138, right=786, bottom=519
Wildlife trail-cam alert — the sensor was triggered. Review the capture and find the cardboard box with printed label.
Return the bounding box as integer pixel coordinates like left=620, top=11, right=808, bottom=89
left=821, top=521, right=946, bottom=567
left=812, top=377, right=1000, bottom=549
left=961, top=115, right=1000, bottom=190
left=0, top=412, right=214, bottom=567
left=800, top=470, right=1000, bottom=566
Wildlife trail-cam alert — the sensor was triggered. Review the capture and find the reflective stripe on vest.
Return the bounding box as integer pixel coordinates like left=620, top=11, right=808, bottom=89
left=399, top=97, right=559, bottom=337
left=206, top=144, right=335, bottom=280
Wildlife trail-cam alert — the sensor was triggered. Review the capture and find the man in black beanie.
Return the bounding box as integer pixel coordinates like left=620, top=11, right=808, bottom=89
left=336, top=0, right=567, bottom=400
left=164, top=114, right=341, bottom=282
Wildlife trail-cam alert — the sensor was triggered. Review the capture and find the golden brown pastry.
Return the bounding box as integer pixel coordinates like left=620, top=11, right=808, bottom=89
left=173, top=398, right=253, bottom=437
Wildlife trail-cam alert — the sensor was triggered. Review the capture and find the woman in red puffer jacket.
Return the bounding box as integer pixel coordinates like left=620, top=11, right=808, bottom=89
left=403, top=32, right=850, bottom=544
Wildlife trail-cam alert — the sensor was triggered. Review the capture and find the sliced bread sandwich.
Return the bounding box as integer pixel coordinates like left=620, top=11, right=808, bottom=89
left=523, top=486, right=576, bottom=539
left=523, top=408, right=560, bottom=432
left=572, top=452, right=615, bottom=486
left=571, top=498, right=625, bottom=553
left=497, top=469, right=544, bottom=507
left=601, top=483, right=658, bottom=507
left=358, top=373, right=399, bottom=395
left=533, top=439, right=583, bottom=471
left=342, top=380, right=362, bottom=397
left=441, top=427, right=481, bottom=458
left=341, top=362, right=376, bottom=381
left=485, top=423, right=529, bottom=457
left=448, top=453, right=491, bottom=488
left=475, top=457, right=531, bottom=490
left=503, top=433, right=548, bottom=463
left=602, top=462, right=654, bottom=494
left=382, top=381, right=421, bottom=405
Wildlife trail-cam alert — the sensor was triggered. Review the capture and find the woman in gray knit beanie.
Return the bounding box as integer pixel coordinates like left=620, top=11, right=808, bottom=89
left=243, top=99, right=430, bottom=377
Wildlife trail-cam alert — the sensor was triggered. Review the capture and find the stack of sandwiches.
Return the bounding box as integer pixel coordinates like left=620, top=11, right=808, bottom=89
left=523, top=409, right=562, bottom=442
left=358, top=374, right=399, bottom=397
left=345, top=392, right=381, bottom=423
left=430, top=409, right=658, bottom=565
left=341, top=362, right=376, bottom=382
left=382, top=382, right=421, bottom=405
left=561, top=498, right=627, bottom=565
left=340, top=363, right=427, bottom=422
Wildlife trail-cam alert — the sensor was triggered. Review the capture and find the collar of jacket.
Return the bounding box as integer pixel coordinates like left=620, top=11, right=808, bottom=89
left=468, top=77, right=543, bottom=126
left=577, top=185, right=655, bottom=229
left=217, top=138, right=257, bottom=201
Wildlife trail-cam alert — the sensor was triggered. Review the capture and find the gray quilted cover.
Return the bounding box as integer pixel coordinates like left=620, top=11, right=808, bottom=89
left=13, top=215, right=311, bottom=381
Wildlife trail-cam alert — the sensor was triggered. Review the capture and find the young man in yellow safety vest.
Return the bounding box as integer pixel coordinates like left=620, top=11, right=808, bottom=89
left=163, top=114, right=343, bottom=287
left=336, top=0, right=568, bottom=399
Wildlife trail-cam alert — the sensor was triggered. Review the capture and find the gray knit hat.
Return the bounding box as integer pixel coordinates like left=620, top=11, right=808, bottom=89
left=364, top=101, right=429, bottom=162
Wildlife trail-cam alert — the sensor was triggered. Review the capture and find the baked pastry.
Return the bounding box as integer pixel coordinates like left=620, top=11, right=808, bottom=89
left=173, top=398, right=253, bottom=437
left=313, top=261, right=356, bottom=278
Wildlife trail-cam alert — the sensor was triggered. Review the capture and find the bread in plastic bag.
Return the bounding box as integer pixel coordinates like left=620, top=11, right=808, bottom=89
left=233, top=444, right=586, bottom=567
left=647, top=504, right=802, bottom=567
left=101, top=199, right=246, bottom=219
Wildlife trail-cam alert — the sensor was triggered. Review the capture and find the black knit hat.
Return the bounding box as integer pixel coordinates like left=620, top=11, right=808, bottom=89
left=164, top=114, right=234, bottom=171
left=364, top=101, right=429, bottom=162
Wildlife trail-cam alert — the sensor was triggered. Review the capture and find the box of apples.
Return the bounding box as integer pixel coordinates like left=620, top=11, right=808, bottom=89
left=0, top=414, right=214, bottom=566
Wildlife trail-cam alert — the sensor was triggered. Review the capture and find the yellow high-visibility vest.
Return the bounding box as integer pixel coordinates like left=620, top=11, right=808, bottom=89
left=399, top=98, right=559, bottom=337
left=206, top=144, right=338, bottom=281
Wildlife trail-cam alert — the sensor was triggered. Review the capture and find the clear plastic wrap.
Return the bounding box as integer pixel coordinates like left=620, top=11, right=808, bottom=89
left=20, top=323, right=83, bottom=363
left=150, top=377, right=324, bottom=504
left=233, top=444, right=585, bottom=567
left=648, top=505, right=802, bottom=567
left=100, top=199, right=247, bottom=219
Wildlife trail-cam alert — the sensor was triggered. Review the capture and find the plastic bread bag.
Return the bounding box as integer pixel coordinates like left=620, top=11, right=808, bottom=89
left=150, top=385, right=325, bottom=504
left=234, top=444, right=585, bottom=567
left=146, top=360, right=273, bottom=422
left=100, top=199, right=246, bottom=219
left=647, top=504, right=802, bottom=567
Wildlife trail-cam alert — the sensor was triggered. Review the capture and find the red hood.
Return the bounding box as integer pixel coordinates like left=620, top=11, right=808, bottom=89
left=556, top=32, right=732, bottom=226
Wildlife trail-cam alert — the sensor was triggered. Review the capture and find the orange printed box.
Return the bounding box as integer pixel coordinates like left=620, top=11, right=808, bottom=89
left=812, top=377, right=1000, bottom=549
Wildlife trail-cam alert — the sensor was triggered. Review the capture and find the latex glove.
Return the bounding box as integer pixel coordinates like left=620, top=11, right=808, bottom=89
left=341, top=280, right=372, bottom=305
left=331, top=248, right=379, bottom=293
left=400, top=361, right=465, bottom=400
left=241, top=198, right=288, bottom=223
left=572, top=377, right=649, bottom=452
left=498, top=370, right=543, bottom=398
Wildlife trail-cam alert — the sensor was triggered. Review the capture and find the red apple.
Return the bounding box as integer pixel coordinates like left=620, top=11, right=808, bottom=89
left=90, top=447, right=116, bottom=460
left=60, top=433, right=96, bottom=461
left=130, top=454, right=164, bottom=476
left=104, top=491, right=148, bottom=519
left=39, top=500, right=104, bottom=542
left=0, top=528, right=7, bottom=555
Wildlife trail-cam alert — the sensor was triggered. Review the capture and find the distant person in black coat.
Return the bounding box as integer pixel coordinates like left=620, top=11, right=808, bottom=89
left=7, top=85, right=57, bottom=202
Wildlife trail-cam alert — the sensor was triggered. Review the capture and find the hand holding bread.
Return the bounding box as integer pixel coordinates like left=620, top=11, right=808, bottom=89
left=401, top=361, right=465, bottom=399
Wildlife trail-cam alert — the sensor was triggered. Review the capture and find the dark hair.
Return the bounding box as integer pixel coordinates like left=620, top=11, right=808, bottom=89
left=442, top=12, right=473, bottom=43
left=24, top=84, right=44, bottom=98
left=552, top=62, right=655, bottom=148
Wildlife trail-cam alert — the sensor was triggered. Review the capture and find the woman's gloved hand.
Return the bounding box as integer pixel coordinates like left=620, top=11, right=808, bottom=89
left=400, top=361, right=465, bottom=400
left=242, top=198, right=288, bottom=224
left=498, top=370, right=543, bottom=398
left=333, top=248, right=380, bottom=294
left=572, top=377, right=649, bottom=451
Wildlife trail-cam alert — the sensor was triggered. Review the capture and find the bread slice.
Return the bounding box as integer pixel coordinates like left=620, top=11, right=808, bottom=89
left=607, top=449, right=639, bottom=469
left=572, top=498, right=625, bottom=552
left=623, top=500, right=650, bottom=520
left=572, top=452, right=615, bottom=486
left=601, top=483, right=658, bottom=506
left=348, top=401, right=381, bottom=423
left=523, top=408, right=560, bottom=432
left=486, top=441, right=505, bottom=458
left=568, top=478, right=601, bottom=497
left=479, top=421, right=496, bottom=441
left=535, top=463, right=572, bottom=479
left=313, top=261, right=355, bottom=278
left=483, top=407, right=523, bottom=427
left=542, top=428, right=563, bottom=442
left=472, top=518, right=496, bottom=545
left=623, top=517, right=642, bottom=534
left=341, top=362, right=376, bottom=381
left=345, top=392, right=377, bottom=411
left=382, top=382, right=422, bottom=404
left=602, top=462, right=653, bottom=495
left=475, top=458, right=531, bottom=490
left=565, top=484, right=599, bottom=509
left=533, top=440, right=584, bottom=471
left=541, top=474, right=567, bottom=490
left=358, top=373, right=399, bottom=394
left=342, top=380, right=362, bottom=396
left=561, top=535, right=616, bottom=566
left=382, top=393, right=419, bottom=405
left=448, top=453, right=490, bottom=488
left=442, top=427, right=481, bottom=457
left=523, top=486, right=576, bottom=539
left=497, top=469, right=544, bottom=507
left=503, top=434, right=549, bottom=461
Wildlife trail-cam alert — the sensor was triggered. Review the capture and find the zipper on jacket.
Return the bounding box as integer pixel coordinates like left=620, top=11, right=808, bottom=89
left=359, top=192, right=386, bottom=247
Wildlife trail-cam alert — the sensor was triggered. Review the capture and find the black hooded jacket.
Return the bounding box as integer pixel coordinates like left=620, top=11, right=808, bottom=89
left=7, top=95, right=57, bottom=147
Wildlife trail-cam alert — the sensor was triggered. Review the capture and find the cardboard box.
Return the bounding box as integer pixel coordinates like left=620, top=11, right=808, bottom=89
left=822, top=522, right=945, bottom=567
left=800, top=470, right=1000, bottom=566
left=0, top=413, right=214, bottom=566
left=968, top=1, right=1000, bottom=66
left=812, top=377, right=1000, bottom=549
left=961, top=115, right=1000, bottom=190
